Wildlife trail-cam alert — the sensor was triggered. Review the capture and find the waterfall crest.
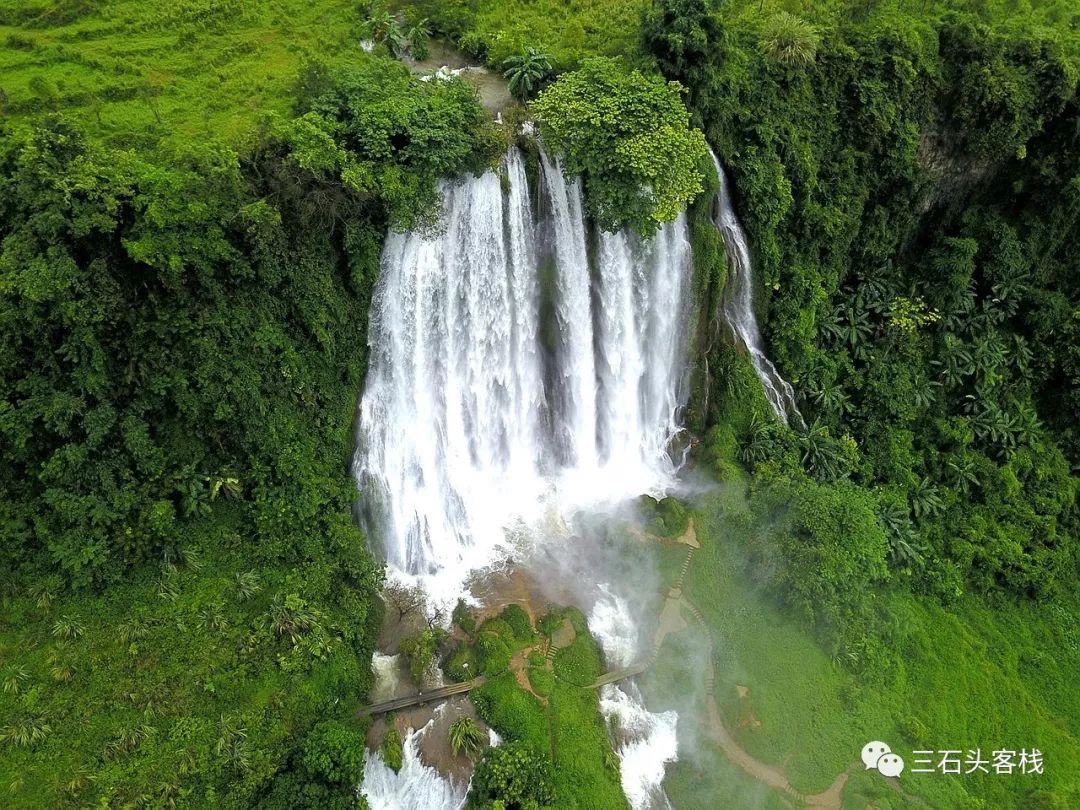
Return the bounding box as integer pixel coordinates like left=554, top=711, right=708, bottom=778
left=708, top=149, right=804, bottom=427
left=354, top=146, right=692, bottom=603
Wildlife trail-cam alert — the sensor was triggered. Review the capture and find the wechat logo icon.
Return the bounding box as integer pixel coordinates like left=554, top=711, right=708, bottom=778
left=862, top=741, right=905, bottom=778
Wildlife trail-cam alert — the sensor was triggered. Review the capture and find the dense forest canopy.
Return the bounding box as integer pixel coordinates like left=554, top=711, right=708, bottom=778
left=1, top=0, right=1080, bottom=807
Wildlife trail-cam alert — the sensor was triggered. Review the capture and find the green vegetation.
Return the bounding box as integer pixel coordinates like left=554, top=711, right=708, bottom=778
left=460, top=604, right=626, bottom=809
left=643, top=488, right=1080, bottom=807
left=0, top=0, right=365, bottom=149
left=0, top=38, right=498, bottom=807
left=4, top=0, right=1080, bottom=806
left=532, top=57, right=707, bottom=234
left=447, top=716, right=487, bottom=758
left=468, top=741, right=556, bottom=810
left=378, top=725, right=404, bottom=772
left=398, top=0, right=645, bottom=67
left=399, top=627, right=447, bottom=681
left=501, top=47, right=552, bottom=100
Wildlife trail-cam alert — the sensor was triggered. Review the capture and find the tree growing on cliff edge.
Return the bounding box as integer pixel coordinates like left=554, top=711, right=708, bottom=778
left=532, top=57, right=708, bottom=235
left=502, top=47, right=552, bottom=101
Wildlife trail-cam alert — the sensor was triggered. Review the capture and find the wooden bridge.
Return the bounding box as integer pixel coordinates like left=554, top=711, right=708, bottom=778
left=588, top=662, right=648, bottom=689
left=360, top=662, right=650, bottom=717
left=361, top=676, right=487, bottom=717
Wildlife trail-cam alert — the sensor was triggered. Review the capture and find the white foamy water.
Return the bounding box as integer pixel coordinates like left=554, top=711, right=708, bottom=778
left=362, top=715, right=468, bottom=810
left=590, top=591, right=679, bottom=810
left=708, top=149, right=804, bottom=428
left=354, top=147, right=692, bottom=607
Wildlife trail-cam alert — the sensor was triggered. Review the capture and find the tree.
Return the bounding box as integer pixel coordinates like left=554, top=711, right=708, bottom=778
left=501, top=47, right=552, bottom=101
left=642, top=0, right=722, bottom=87
left=448, top=716, right=487, bottom=758
left=384, top=581, right=426, bottom=623
left=468, top=741, right=556, bottom=809
left=532, top=57, right=708, bottom=234
left=759, top=12, right=820, bottom=68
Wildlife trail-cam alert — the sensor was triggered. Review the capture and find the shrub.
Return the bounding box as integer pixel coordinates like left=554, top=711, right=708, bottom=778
left=527, top=667, right=555, bottom=697
left=379, top=726, right=403, bottom=772
left=498, top=604, right=534, bottom=642
left=532, top=57, right=708, bottom=235
left=468, top=741, right=556, bottom=809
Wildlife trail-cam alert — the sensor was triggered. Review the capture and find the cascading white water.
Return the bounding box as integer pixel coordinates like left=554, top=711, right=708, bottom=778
left=355, top=147, right=692, bottom=604
left=708, top=150, right=804, bottom=428
left=354, top=145, right=691, bottom=808
left=362, top=710, right=469, bottom=810
left=590, top=589, right=679, bottom=810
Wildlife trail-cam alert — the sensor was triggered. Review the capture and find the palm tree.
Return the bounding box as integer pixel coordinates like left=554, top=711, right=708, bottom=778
left=877, top=500, right=926, bottom=567
left=946, top=454, right=980, bottom=495
left=933, top=333, right=974, bottom=388
left=811, top=382, right=854, bottom=417
left=2, top=665, right=28, bottom=694
left=448, top=716, right=487, bottom=758
left=234, top=570, right=262, bottom=599
left=827, top=301, right=873, bottom=359
left=50, top=615, right=84, bottom=640
left=909, top=477, right=945, bottom=521
left=799, top=419, right=843, bottom=481
left=407, top=18, right=431, bottom=60
left=363, top=8, right=407, bottom=57
left=739, top=412, right=781, bottom=465
left=759, top=12, right=820, bottom=68
left=502, top=47, right=552, bottom=101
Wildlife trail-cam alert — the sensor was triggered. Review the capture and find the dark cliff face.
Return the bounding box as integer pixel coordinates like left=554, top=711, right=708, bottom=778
left=915, top=118, right=998, bottom=216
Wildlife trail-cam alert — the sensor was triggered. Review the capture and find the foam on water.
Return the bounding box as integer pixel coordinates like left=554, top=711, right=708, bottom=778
left=362, top=712, right=468, bottom=810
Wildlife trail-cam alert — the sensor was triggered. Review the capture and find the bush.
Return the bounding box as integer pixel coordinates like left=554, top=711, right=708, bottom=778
left=453, top=599, right=477, bottom=634
left=527, top=666, right=555, bottom=697
left=553, top=634, right=603, bottom=687
left=475, top=631, right=513, bottom=677
left=468, top=741, right=556, bottom=809
left=471, top=673, right=547, bottom=744
left=532, top=57, right=708, bottom=235
left=301, top=720, right=368, bottom=786
left=445, top=643, right=478, bottom=682
left=498, top=604, right=534, bottom=642
left=379, top=726, right=403, bottom=772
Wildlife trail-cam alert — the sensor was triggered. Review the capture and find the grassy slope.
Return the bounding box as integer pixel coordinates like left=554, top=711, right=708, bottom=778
left=643, top=480, right=1080, bottom=808
left=0, top=0, right=361, bottom=149
left=0, top=504, right=376, bottom=809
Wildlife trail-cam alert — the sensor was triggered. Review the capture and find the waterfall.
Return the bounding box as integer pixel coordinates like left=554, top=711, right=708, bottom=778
left=708, top=150, right=804, bottom=427
left=354, top=146, right=692, bottom=605
left=353, top=144, right=691, bottom=808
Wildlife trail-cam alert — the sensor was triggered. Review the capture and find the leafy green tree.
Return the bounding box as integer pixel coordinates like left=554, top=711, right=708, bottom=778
left=532, top=58, right=708, bottom=234
left=641, top=0, right=721, bottom=88
left=407, top=18, right=431, bottom=60
left=501, top=47, right=552, bottom=101
left=469, top=741, right=556, bottom=809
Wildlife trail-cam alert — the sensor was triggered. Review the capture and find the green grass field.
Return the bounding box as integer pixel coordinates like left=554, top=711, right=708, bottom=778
left=642, top=485, right=1080, bottom=808
left=0, top=0, right=363, bottom=149
left=628, top=420, right=1080, bottom=808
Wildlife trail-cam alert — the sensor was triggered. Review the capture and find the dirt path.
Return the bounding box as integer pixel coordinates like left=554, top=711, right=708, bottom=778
left=648, top=524, right=853, bottom=809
